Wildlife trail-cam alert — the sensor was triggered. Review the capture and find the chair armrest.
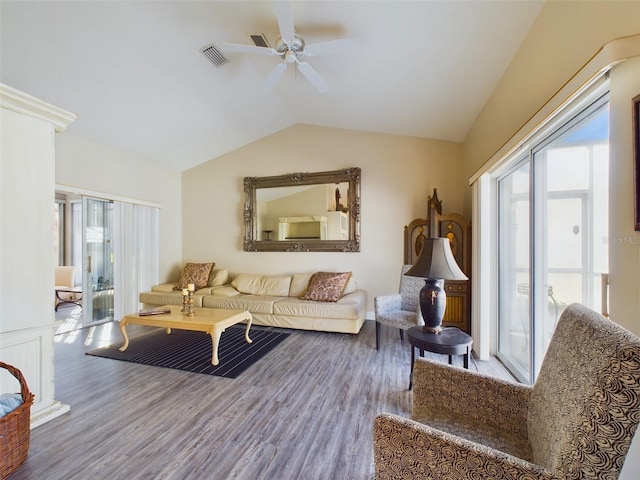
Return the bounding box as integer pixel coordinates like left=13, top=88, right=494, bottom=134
left=413, top=357, right=531, bottom=437
left=373, top=413, right=552, bottom=480
left=374, top=294, right=401, bottom=316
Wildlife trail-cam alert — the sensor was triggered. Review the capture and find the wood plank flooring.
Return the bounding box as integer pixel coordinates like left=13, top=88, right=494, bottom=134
left=12, top=317, right=514, bottom=480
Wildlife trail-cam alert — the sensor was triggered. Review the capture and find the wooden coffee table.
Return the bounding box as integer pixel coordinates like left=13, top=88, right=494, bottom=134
left=119, top=305, right=252, bottom=365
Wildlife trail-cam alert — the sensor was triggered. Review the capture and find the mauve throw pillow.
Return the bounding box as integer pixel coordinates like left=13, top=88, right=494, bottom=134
left=302, top=271, right=352, bottom=302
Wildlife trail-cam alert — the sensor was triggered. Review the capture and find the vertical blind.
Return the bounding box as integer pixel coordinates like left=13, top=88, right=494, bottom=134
left=113, top=202, right=159, bottom=319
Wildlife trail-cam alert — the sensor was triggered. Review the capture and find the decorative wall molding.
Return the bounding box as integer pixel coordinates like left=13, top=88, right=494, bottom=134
left=0, top=83, right=77, bottom=132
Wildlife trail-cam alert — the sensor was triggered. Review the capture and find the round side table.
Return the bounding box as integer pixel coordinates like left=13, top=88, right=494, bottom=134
left=407, top=326, right=473, bottom=389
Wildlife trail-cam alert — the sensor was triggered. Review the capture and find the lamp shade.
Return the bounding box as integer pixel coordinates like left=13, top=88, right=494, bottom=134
left=405, top=237, right=468, bottom=281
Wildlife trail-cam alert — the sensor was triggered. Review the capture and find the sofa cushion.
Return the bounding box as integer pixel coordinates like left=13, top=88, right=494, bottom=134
left=202, top=294, right=280, bottom=314
left=209, top=269, right=228, bottom=287
left=231, top=273, right=291, bottom=297
left=289, top=274, right=313, bottom=297
left=302, top=272, right=352, bottom=302
left=173, top=262, right=215, bottom=290
left=274, top=291, right=364, bottom=319
left=211, top=285, right=240, bottom=297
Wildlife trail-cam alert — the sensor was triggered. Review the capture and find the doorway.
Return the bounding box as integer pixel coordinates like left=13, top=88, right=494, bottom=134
left=54, top=193, right=115, bottom=328
left=54, top=187, right=160, bottom=331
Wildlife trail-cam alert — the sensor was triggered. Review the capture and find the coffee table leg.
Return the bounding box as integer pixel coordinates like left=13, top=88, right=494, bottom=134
left=118, top=321, right=130, bottom=352
left=210, top=328, right=222, bottom=366
left=244, top=316, right=253, bottom=344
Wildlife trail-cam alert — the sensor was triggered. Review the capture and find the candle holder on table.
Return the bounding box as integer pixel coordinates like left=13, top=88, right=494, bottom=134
left=185, top=284, right=196, bottom=316
left=186, top=290, right=195, bottom=316
left=181, top=289, right=189, bottom=312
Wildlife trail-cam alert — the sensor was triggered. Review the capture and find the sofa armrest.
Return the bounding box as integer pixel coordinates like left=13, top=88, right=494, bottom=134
left=151, top=283, right=178, bottom=293
left=373, top=413, right=552, bottom=480
left=150, top=283, right=214, bottom=295
left=374, top=294, right=401, bottom=316
left=412, top=357, right=531, bottom=437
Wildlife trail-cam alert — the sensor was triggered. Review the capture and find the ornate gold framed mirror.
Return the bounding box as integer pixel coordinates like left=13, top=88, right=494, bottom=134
left=243, top=167, right=361, bottom=252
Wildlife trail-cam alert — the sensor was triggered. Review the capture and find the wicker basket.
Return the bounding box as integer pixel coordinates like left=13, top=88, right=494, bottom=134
left=0, top=362, right=34, bottom=479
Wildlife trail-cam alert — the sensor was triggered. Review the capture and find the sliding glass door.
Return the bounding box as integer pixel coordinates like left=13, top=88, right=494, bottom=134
left=497, top=95, right=609, bottom=383
left=497, top=160, right=531, bottom=381
left=82, top=197, right=115, bottom=325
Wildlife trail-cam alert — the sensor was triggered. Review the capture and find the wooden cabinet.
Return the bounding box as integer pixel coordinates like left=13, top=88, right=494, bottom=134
left=404, top=189, right=471, bottom=334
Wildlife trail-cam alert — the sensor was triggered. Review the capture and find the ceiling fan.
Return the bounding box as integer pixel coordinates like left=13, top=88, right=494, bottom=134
left=223, top=1, right=355, bottom=93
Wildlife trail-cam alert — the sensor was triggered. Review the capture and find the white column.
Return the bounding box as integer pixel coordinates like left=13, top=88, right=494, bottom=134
left=0, top=84, right=77, bottom=427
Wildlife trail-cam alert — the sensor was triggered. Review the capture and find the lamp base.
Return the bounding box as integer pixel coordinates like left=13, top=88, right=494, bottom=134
left=422, top=325, right=443, bottom=334
left=419, top=278, right=446, bottom=334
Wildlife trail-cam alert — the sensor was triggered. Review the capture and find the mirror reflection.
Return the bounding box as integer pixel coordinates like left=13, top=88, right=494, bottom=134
left=243, top=168, right=361, bottom=252
left=257, top=182, right=350, bottom=241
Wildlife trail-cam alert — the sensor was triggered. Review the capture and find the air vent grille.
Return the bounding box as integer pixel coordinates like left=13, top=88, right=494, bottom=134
left=201, top=43, right=229, bottom=68
left=250, top=34, right=270, bottom=48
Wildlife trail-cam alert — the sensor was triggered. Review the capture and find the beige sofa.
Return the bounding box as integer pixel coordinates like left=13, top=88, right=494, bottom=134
left=139, top=271, right=366, bottom=334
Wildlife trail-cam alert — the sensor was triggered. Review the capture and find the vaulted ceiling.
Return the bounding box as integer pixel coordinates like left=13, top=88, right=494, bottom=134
left=0, top=1, right=544, bottom=171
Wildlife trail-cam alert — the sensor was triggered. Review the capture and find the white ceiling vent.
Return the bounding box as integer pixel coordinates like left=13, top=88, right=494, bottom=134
left=250, top=34, right=270, bottom=48
left=201, top=43, right=229, bottom=68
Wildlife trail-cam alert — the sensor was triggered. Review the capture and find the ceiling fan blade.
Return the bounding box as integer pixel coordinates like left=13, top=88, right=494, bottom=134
left=223, top=43, right=279, bottom=56
left=275, top=1, right=295, bottom=45
left=264, top=62, right=288, bottom=90
left=303, top=37, right=356, bottom=57
left=296, top=61, right=330, bottom=93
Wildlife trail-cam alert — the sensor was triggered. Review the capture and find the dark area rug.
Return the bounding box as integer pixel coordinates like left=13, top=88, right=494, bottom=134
left=86, top=326, right=290, bottom=378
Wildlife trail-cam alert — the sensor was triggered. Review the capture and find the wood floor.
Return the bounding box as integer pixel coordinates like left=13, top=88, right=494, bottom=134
left=13, top=315, right=514, bottom=480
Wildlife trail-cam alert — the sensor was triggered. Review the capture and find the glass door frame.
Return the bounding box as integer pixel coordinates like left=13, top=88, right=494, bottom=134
left=81, top=196, right=116, bottom=327
left=495, top=92, right=609, bottom=384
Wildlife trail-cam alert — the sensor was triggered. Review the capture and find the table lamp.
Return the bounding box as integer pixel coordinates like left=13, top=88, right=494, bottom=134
left=405, top=237, right=468, bottom=334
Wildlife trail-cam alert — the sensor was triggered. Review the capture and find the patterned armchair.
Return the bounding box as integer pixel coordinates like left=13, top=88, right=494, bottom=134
left=374, top=265, right=424, bottom=350
left=373, top=303, right=640, bottom=479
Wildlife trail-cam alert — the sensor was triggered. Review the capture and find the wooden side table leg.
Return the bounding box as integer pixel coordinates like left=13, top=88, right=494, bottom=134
left=464, top=347, right=470, bottom=369
left=409, top=345, right=415, bottom=390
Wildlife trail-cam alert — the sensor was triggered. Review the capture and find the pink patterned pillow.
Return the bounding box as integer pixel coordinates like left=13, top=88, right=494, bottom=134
left=302, top=272, right=352, bottom=302
left=173, top=262, right=215, bottom=290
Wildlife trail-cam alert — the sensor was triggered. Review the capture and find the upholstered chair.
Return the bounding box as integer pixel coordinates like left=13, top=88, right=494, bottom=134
left=374, top=265, right=424, bottom=350
left=373, top=303, right=640, bottom=479
left=55, top=265, right=80, bottom=309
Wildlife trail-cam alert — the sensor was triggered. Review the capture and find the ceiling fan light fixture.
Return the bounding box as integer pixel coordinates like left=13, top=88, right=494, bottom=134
left=275, top=33, right=304, bottom=55
left=221, top=2, right=349, bottom=93
left=284, top=50, right=297, bottom=63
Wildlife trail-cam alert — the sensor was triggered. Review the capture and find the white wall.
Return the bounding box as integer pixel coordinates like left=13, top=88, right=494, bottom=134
left=0, top=86, right=75, bottom=426
left=609, top=56, right=640, bottom=333
left=182, top=124, right=463, bottom=313
left=55, top=133, right=182, bottom=282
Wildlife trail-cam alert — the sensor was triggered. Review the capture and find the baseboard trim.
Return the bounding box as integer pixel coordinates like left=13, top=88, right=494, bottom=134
left=31, top=400, right=70, bottom=429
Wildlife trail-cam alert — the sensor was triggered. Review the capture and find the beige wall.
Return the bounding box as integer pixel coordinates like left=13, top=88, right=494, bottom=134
left=463, top=1, right=640, bottom=331
left=463, top=0, right=640, bottom=215
left=182, top=124, right=463, bottom=313
left=461, top=4, right=640, bottom=474
left=55, top=132, right=183, bottom=282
